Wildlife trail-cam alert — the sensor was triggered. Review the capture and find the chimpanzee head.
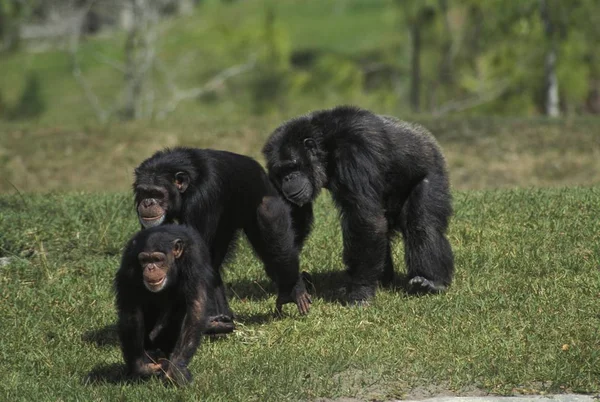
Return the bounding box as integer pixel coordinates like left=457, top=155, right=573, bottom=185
left=133, top=149, right=196, bottom=228
left=131, top=225, right=195, bottom=293
left=263, top=118, right=328, bottom=206
left=137, top=229, right=185, bottom=293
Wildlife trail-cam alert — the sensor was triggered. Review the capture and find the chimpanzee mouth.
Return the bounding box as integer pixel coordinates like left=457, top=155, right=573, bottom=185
left=286, top=186, right=311, bottom=206
left=138, top=214, right=166, bottom=228
left=145, top=276, right=166, bottom=292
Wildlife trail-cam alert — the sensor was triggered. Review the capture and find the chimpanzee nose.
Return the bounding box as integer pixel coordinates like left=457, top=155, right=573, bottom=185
left=142, top=199, right=156, bottom=208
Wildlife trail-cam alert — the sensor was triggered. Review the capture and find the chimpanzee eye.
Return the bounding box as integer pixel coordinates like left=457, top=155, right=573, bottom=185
left=175, top=171, right=186, bottom=184
left=303, top=138, right=316, bottom=150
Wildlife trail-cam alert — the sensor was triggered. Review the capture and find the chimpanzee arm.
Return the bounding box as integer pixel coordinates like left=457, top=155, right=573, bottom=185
left=253, top=196, right=312, bottom=315
left=331, top=143, right=389, bottom=303
left=291, top=203, right=314, bottom=250
left=118, top=306, right=162, bottom=377
left=161, top=288, right=207, bottom=385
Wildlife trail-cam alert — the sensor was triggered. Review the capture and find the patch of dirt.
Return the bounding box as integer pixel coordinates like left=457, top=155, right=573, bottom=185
left=402, top=383, right=489, bottom=400
left=313, top=376, right=490, bottom=402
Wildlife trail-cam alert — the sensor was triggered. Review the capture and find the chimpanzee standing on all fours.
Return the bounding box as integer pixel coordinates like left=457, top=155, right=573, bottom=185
left=263, top=106, right=454, bottom=304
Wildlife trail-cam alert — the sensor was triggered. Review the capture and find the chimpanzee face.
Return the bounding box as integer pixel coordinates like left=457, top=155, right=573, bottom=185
left=264, top=121, right=327, bottom=207
left=134, top=170, right=189, bottom=228
left=137, top=237, right=184, bottom=293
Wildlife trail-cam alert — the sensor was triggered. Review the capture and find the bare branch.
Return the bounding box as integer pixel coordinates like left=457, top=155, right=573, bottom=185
left=433, top=80, right=511, bottom=116
left=91, top=52, right=127, bottom=73
left=69, top=0, right=110, bottom=124
left=156, top=55, right=257, bottom=119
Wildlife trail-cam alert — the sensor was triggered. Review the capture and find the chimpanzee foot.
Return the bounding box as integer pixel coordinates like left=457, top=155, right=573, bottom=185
left=346, top=284, right=376, bottom=306
left=407, top=276, right=447, bottom=295
left=379, top=270, right=394, bottom=288
left=204, top=314, right=235, bottom=335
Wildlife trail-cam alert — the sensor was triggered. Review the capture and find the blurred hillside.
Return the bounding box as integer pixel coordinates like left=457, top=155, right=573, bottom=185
left=1, top=0, right=600, bottom=125
left=1, top=0, right=599, bottom=194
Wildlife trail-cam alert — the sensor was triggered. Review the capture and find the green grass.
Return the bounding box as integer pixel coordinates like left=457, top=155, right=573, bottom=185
left=1, top=187, right=599, bottom=401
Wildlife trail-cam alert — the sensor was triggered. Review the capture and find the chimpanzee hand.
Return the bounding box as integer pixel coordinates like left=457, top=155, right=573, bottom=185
left=132, top=351, right=165, bottom=378
left=275, top=272, right=312, bottom=316
left=159, top=360, right=192, bottom=386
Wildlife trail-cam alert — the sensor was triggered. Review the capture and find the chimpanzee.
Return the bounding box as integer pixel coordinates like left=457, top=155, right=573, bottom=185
left=115, top=224, right=213, bottom=385
left=262, top=106, right=454, bottom=304
left=133, top=148, right=311, bottom=332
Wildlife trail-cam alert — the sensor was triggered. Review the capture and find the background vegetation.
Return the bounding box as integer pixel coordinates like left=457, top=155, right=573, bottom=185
left=1, top=0, right=599, bottom=401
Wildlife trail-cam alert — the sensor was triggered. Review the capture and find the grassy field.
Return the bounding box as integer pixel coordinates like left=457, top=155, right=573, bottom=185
left=1, top=187, right=599, bottom=401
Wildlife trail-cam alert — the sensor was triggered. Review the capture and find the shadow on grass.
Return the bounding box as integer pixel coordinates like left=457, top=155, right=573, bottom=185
left=227, top=271, right=350, bottom=305
left=230, top=270, right=414, bottom=306
left=84, top=363, right=130, bottom=385
left=82, top=324, right=119, bottom=347
left=82, top=323, right=236, bottom=347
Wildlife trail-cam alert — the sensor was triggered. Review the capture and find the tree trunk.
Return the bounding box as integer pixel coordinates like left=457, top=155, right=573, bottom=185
left=123, top=0, right=157, bottom=120
left=177, top=0, right=195, bottom=15
left=438, top=0, right=453, bottom=85
left=540, top=0, right=560, bottom=117
left=544, top=47, right=560, bottom=117
left=410, top=23, right=421, bottom=113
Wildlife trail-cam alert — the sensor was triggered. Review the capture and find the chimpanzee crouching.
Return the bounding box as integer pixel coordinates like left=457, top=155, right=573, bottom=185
left=115, top=224, right=214, bottom=385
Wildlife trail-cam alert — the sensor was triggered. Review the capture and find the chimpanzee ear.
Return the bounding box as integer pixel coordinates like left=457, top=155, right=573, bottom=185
left=174, top=172, right=189, bottom=193
left=303, top=138, right=317, bottom=152
left=172, top=239, right=184, bottom=259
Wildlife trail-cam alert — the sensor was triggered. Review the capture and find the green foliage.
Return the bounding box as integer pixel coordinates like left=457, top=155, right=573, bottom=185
left=1, top=188, right=599, bottom=400
left=248, top=5, right=295, bottom=114
left=305, top=54, right=364, bottom=102
left=557, top=31, right=590, bottom=109
left=0, top=0, right=600, bottom=122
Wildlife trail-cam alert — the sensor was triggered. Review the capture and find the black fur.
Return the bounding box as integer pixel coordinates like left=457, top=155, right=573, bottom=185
left=133, top=147, right=310, bottom=330
left=115, top=225, right=213, bottom=385
left=263, top=106, right=454, bottom=303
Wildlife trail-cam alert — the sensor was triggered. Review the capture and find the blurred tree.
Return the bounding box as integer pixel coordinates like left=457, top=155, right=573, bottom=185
left=539, top=0, right=562, bottom=117
left=122, top=0, right=158, bottom=120
left=249, top=4, right=294, bottom=114
left=0, top=0, right=33, bottom=52
left=395, top=0, right=438, bottom=113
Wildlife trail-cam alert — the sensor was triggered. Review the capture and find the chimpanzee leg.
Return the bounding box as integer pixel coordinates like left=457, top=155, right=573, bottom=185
left=204, top=230, right=236, bottom=334
left=401, top=176, right=454, bottom=294
left=379, top=241, right=395, bottom=287
left=341, top=206, right=389, bottom=304
left=246, top=196, right=311, bottom=315
left=160, top=288, right=208, bottom=386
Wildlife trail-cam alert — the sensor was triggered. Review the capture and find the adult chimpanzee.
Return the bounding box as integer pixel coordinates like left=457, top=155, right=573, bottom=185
left=133, top=148, right=311, bottom=333
left=115, top=224, right=213, bottom=385
left=263, top=106, right=454, bottom=304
